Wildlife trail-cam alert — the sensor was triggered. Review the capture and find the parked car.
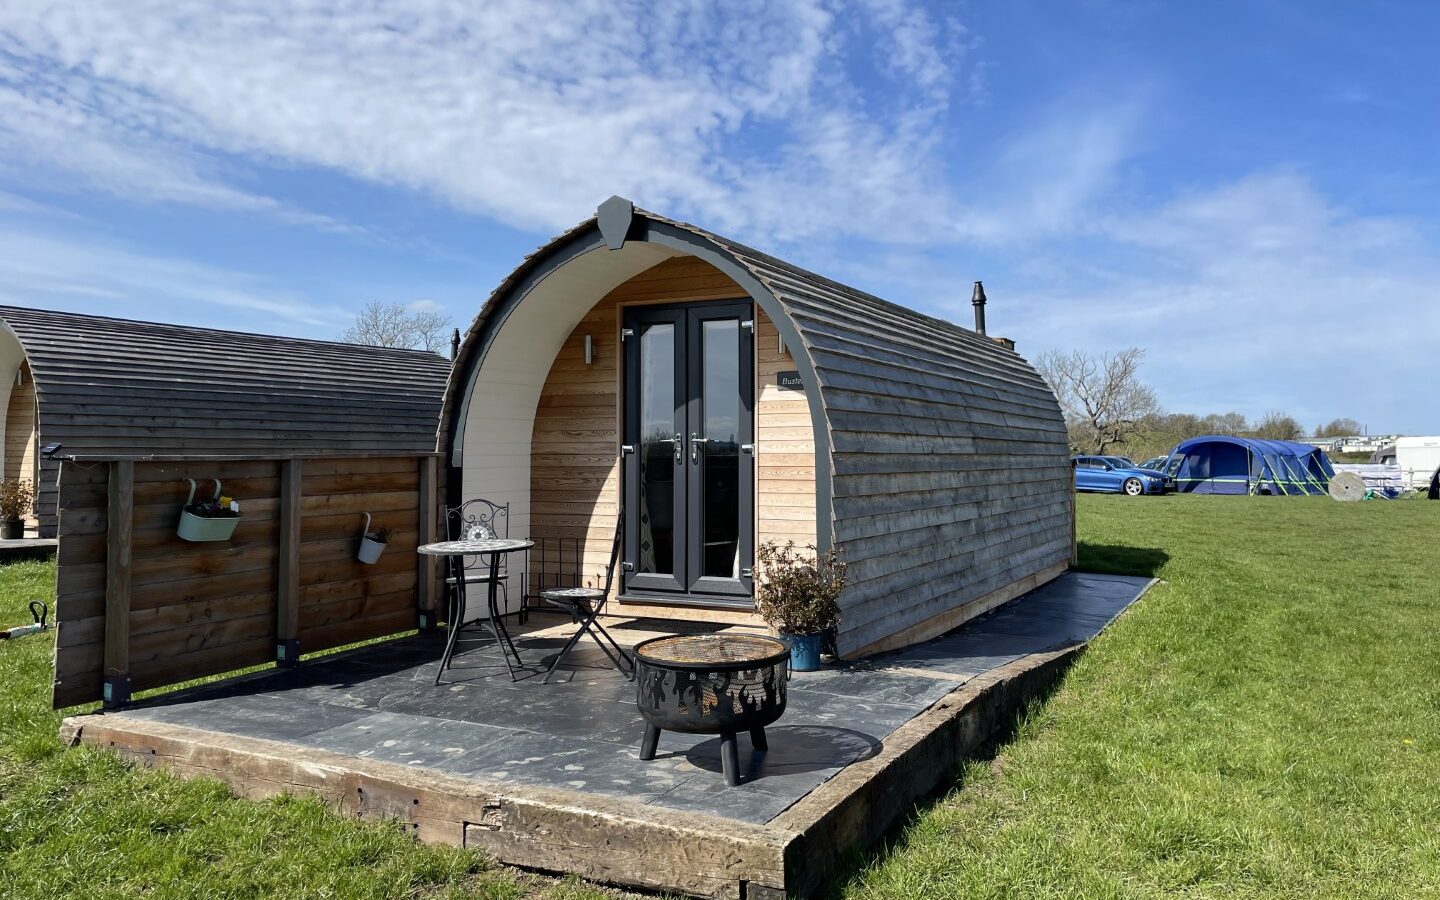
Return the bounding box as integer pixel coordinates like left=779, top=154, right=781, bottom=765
left=1138, top=455, right=1171, bottom=473
left=1072, top=455, right=1171, bottom=496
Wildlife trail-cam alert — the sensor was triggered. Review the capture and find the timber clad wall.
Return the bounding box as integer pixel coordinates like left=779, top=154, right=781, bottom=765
left=0, top=306, right=451, bottom=537
left=51, top=454, right=442, bottom=709
left=711, top=239, right=1072, bottom=656
left=4, top=360, right=38, bottom=524
left=527, top=257, right=817, bottom=600
left=754, top=312, right=816, bottom=545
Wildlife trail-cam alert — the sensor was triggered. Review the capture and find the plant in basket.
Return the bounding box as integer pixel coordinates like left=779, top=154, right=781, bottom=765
left=0, top=479, right=34, bottom=539
left=753, top=540, right=846, bottom=672
left=185, top=494, right=241, bottom=519
left=358, top=523, right=391, bottom=564
left=176, top=480, right=242, bottom=542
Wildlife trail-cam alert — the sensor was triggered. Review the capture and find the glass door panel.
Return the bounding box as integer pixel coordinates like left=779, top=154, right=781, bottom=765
left=623, top=311, right=686, bottom=593
left=687, top=308, right=752, bottom=597
left=623, top=301, right=752, bottom=602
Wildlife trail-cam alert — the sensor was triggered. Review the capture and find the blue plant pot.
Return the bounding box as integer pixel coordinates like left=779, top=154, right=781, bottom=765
left=781, top=632, right=824, bottom=672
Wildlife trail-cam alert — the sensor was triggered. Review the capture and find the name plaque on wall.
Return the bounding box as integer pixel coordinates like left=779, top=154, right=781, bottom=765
left=777, top=370, right=804, bottom=391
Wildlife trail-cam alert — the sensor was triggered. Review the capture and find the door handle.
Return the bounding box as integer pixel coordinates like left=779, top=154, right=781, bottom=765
left=690, top=432, right=710, bottom=463
left=674, top=432, right=683, bottom=464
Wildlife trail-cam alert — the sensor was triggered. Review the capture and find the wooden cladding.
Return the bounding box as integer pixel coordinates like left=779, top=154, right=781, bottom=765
left=526, top=256, right=817, bottom=606
left=51, top=454, right=443, bottom=709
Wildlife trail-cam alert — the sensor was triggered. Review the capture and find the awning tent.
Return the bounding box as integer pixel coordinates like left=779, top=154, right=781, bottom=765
left=1165, top=436, right=1335, bottom=495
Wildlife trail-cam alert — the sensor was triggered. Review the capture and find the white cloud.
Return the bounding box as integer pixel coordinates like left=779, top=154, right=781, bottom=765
left=0, top=0, right=993, bottom=245
left=985, top=171, right=1440, bottom=430
left=0, top=222, right=352, bottom=331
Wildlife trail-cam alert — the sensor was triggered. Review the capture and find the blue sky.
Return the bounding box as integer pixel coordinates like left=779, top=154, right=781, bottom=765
left=0, top=1, right=1435, bottom=433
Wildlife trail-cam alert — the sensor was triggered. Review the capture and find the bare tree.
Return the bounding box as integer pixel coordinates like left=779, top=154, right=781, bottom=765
left=1034, top=347, right=1159, bottom=454
left=1201, top=411, right=1249, bottom=435
left=1316, top=417, right=1363, bottom=438
left=341, top=301, right=451, bottom=352
left=1254, top=410, right=1303, bottom=441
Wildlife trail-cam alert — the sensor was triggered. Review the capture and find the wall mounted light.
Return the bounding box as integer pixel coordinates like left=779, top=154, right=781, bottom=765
left=584, top=334, right=594, bottom=366
left=777, top=333, right=786, bottom=356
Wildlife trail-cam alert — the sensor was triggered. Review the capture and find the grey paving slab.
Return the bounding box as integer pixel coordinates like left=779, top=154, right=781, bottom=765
left=971, top=609, right=1108, bottom=644
left=780, top=689, right=921, bottom=735
left=373, top=680, right=649, bottom=744
left=785, top=665, right=962, bottom=706
left=297, top=711, right=519, bottom=769
left=646, top=724, right=885, bottom=820
left=122, top=693, right=372, bottom=743
left=441, top=730, right=694, bottom=802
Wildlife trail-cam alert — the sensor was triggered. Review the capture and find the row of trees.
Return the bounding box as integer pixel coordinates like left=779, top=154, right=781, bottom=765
left=341, top=301, right=452, bottom=353
left=1033, top=347, right=1354, bottom=460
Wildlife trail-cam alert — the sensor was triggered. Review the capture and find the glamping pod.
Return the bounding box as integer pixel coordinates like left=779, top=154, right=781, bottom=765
left=440, top=198, right=1074, bottom=658
left=0, top=306, right=453, bottom=536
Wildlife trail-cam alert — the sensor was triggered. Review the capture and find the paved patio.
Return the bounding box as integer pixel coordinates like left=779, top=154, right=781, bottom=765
left=114, top=570, right=1153, bottom=825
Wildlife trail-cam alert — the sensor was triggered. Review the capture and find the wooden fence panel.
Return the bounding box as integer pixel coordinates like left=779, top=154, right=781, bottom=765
left=298, top=456, right=421, bottom=655
left=51, top=453, right=441, bottom=709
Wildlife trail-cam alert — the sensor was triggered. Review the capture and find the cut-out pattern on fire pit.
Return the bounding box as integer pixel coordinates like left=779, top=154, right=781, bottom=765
left=633, top=634, right=790, bottom=786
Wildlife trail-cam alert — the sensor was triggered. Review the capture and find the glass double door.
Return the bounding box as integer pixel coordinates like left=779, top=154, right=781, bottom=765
left=623, top=301, right=754, bottom=602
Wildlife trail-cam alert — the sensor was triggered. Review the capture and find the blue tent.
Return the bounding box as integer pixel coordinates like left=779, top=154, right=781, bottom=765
left=1165, top=436, right=1335, bottom=495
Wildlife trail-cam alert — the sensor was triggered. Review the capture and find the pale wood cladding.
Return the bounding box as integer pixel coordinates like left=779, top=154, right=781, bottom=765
left=52, top=455, right=430, bottom=708
left=4, top=361, right=37, bottom=524
left=528, top=256, right=816, bottom=603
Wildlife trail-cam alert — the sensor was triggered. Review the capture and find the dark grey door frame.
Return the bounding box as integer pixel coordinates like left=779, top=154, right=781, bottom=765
left=622, top=300, right=754, bottom=604
left=622, top=305, right=688, bottom=594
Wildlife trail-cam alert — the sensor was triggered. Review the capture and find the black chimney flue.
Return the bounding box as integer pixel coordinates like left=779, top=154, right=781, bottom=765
left=450, top=327, right=461, bottom=361
left=971, top=281, right=987, bottom=335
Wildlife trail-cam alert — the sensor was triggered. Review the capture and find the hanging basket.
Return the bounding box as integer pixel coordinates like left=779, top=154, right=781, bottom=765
left=177, top=479, right=241, bottom=542
left=356, top=512, right=387, bottom=563
left=357, top=535, right=386, bottom=564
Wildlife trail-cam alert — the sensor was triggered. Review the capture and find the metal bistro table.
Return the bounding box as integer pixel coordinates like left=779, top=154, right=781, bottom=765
left=419, top=538, right=534, bottom=682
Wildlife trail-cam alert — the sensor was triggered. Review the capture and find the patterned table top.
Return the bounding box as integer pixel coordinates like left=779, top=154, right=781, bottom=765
left=416, top=538, right=534, bottom=556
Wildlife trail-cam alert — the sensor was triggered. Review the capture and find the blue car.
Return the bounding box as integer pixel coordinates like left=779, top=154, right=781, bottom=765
left=1072, top=455, right=1171, bottom=496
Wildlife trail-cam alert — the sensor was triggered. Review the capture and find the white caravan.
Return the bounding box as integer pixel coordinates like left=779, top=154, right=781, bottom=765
left=1391, top=436, right=1440, bottom=489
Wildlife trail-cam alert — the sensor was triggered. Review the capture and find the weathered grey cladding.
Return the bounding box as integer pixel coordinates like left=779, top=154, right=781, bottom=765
left=0, top=306, right=452, bottom=536
left=700, top=228, right=1071, bottom=656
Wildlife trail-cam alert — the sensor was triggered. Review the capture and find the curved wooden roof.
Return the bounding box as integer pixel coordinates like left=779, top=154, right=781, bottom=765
left=442, top=200, right=1072, bottom=657
left=0, top=305, right=451, bottom=458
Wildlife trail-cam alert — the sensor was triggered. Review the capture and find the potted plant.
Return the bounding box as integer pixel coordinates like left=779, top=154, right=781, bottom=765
left=0, top=479, right=33, bottom=539
left=753, top=540, right=846, bottom=672
left=176, top=479, right=241, bottom=542
left=358, top=514, right=391, bottom=564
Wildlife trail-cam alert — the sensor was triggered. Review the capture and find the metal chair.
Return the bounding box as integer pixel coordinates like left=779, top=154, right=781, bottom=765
left=534, top=514, right=632, bottom=684
left=444, top=499, right=516, bottom=623
left=435, top=499, right=522, bottom=684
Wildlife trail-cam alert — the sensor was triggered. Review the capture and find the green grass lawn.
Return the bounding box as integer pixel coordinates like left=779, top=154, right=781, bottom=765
left=843, top=494, right=1440, bottom=898
left=3, top=494, right=1438, bottom=898
left=0, top=560, right=612, bottom=900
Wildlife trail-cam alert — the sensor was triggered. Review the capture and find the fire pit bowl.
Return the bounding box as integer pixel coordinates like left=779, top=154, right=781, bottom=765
left=633, top=633, right=791, bottom=786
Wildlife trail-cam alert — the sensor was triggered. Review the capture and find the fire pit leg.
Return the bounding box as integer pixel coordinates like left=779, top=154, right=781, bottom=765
left=639, top=724, right=660, bottom=761
left=750, top=725, right=768, bottom=752
left=720, top=731, right=740, bottom=786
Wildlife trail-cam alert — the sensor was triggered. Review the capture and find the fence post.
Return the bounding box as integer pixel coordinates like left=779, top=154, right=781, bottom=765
left=417, top=455, right=439, bottom=631
left=276, top=458, right=302, bottom=666
left=102, top=459, right=133, bottom=708
left=1068, top=478, right=1078, bottom=568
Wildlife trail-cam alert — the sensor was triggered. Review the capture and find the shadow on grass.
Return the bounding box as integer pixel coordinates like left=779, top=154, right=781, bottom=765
left=815, top=653, right=1080, bottom=899
left=1076, top=541, right=1168, bottom=578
